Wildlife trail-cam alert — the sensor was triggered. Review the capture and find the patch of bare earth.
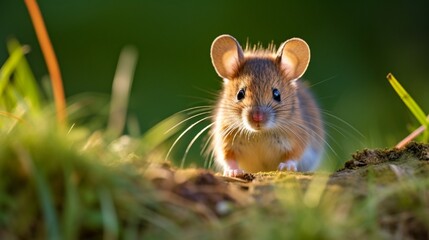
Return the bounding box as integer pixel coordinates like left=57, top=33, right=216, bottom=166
left=145, top=142, right=429, bottom=238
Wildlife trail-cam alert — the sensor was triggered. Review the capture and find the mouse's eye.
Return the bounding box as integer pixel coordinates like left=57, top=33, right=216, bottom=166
left=272, top=88, right=281, bottom=102
left=237, top=88, right=245, bottom=101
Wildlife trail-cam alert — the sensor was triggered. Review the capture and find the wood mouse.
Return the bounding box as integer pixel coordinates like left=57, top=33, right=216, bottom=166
left=210, top=34, right=324, bottom=177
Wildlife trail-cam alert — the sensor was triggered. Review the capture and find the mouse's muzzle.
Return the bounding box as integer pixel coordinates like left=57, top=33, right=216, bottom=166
left=242, top=106, right=275, bottom=132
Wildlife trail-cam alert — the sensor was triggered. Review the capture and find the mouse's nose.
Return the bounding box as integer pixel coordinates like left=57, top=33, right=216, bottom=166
left=244, top=106, right=273, bottom=131
left=251, top=109, right=266, bottom=123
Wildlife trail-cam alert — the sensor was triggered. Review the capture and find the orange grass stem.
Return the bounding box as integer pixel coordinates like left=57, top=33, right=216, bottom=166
left=396, top=125, right=426, bottom=149
left=24, top=0, right=67, bottom=124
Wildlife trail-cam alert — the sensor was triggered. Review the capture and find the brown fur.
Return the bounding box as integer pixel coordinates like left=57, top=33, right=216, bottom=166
left=210, top=35, right=324, bottom=175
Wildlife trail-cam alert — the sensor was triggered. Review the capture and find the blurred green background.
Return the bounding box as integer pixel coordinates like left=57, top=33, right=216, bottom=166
left=1, top=0, right=429, bottom=168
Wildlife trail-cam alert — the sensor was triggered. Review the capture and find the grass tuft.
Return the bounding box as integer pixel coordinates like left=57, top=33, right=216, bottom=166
left=0, top=39, right=43, bottom=132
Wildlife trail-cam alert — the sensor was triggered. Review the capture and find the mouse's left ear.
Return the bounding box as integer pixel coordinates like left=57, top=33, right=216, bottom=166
left=276, top=38, right=310, bottom=81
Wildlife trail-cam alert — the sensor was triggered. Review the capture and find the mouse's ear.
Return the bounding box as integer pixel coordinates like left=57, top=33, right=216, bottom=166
left=211, top=34, right=244, bottom=79
left=276, top=38, right=310, bottom=81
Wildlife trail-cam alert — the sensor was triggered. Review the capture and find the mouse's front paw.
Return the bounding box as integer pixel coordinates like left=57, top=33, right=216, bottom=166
left=223, top=169, right=245, bottom=177
left=278, top=160, right=298, bottom=172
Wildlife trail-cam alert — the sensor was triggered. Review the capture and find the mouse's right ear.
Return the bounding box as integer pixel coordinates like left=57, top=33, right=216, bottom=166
left=210, top=34, right=244, bottom=79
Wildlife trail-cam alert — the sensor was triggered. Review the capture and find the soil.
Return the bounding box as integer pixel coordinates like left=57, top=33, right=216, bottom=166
left=143, top=142, right=429, bottom=239
left=145, top=142, right=429, bottom=216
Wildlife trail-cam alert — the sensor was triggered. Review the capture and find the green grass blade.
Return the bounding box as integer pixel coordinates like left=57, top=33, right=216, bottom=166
left=7, top=39, right=42, bottom=111
left=107, top=46, right=138, bottom=138
left=98, top=187, right=119, bottom=239
left=14, top=145, right=61, bottom=240
left=4, top=86, right=18, bottom=111
left=35, top=167, right=62, bottom=240
left=0, top=45, right=29, bottom=97
left=63, top=162, right=79, bottom=240
left=387, top=73, right=429, bottom=136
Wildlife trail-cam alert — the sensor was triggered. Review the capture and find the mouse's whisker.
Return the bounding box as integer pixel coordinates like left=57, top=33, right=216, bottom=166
left=278, top=123, right=307, bottom=148
left=320, top=110, right=364, bottom=137
left=181, top=122, right=214, bottom=168
left=201, top=129, right=215, bottom=155
left=305, top=122, right=337, bottom=157
left=182, top=107, right=213, bottom=116
left=282, top=118, right=337, bottom=158
left=165, top=116, right=212, bottom=163
left=232, top=128, right=242, bottom=145
left=320, top=110, right=365, bottom=148
left=165, top=111, right=211, bottom=134
left=178, top=105, right=213, bottom=113
left=222, top=123, right=241, bottom=144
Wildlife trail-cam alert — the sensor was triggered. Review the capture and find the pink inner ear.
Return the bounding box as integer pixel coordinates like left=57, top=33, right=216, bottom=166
left=222, top=50, right=240, bottom=78
left=280, top=53, right=298, bottom=80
